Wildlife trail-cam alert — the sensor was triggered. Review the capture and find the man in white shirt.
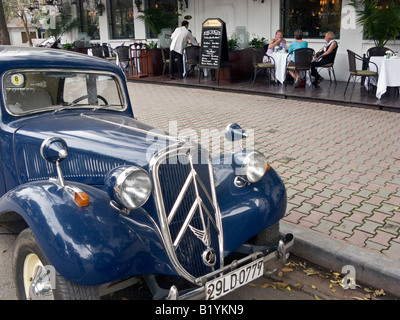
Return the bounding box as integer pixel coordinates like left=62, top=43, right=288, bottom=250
left=169, top=20, right=197, bottom=79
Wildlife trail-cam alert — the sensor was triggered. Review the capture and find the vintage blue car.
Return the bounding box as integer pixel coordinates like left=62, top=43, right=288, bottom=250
left=0, top=46, right=293, bottom=300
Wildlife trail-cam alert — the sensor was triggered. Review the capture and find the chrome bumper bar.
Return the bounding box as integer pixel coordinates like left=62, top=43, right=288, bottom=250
left=167, top=233, right=294, bottom=300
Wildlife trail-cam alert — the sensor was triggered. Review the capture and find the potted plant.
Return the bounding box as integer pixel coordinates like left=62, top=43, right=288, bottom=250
left=222, top=34, right=253, bottom=82
left=62, top=43, right=75, bottom=51
left=350, top=0, right=400, bottom=47
left=228, top=36, right=240, bottom=51
left=146, top=41, right=158, bottom=50
left=136, top=4, right=179, bottom=36
left=145, top=40, right=161, bottom=77
left=135, top=3, right=179, bottom=76
left=249, top=35, right=267, bottom=49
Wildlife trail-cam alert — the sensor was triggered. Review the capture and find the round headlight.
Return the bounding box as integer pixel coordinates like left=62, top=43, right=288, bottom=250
left=242, top=151, right=269, bottom=183
left=114, top=167, right=152, bottom=209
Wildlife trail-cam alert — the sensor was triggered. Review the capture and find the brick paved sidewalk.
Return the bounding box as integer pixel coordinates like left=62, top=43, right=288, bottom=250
left=127, top=82, right=400, bottom=259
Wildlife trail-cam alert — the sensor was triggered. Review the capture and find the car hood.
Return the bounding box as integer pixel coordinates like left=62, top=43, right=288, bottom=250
left=14, top=113, right=177, bottom=185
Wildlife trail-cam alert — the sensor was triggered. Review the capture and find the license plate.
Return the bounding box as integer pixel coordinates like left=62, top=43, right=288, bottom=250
left=205, top=258, right=264, bottom=300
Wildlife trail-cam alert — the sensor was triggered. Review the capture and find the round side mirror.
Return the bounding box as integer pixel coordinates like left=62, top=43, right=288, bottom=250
left=224, top=123, right=247, bottom=142
left=40, top=137, right=68, bottom=163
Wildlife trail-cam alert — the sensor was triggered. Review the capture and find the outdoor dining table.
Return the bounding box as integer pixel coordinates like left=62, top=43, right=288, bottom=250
left=270, top=51, right=290, bottom=84
left=369, top=56, right=400, bottom=99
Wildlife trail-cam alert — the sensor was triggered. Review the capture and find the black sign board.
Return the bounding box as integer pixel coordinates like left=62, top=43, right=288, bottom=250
left=199, top=18, right=229, bottom=84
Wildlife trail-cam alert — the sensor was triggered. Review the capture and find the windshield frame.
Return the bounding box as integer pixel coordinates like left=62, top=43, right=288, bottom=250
left=2, top=68, right=129, bottom=117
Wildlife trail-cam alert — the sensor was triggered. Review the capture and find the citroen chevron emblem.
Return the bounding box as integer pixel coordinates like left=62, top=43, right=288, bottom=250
left=189, top=222, right=211, bottom=247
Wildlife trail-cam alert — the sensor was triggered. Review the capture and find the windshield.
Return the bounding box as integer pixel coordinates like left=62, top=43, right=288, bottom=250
left=3, top=70, right=127, bottom=116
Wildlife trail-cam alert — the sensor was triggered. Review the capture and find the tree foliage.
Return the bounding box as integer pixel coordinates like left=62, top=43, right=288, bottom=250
left=43, top=4, right=78, bottom=39
left=2, top=0, right=77, bottom=46
left=350, top=0, right=400, bottom=47
left=0, top=0, right=11, bottom=45
left=136, top=4, right=179, bottom=36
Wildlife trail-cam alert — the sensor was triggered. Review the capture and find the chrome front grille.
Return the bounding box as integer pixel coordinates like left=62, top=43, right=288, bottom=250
left=150, top=142, right=223, bottom=282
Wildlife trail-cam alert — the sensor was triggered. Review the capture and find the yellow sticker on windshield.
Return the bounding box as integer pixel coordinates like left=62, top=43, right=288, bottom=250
left=11, top=74, right=24, bottom=86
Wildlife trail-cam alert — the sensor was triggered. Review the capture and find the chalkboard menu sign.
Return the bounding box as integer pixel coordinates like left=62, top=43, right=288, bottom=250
left=199, top=18, right=229, bottom=84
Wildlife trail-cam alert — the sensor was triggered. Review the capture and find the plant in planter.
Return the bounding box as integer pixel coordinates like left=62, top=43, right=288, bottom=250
left=249, top=35, right=267, bottom=48
left=146, top=40, right=158, bottom=50
left=225, top=34, right=253, bottom=81
left=228, top=36, right=240, bottom=51
left=350, top=0, right=400, bottom=47
left=136, top=4, right=179, bottom=36
left=62, top=43, right=75, bottom=51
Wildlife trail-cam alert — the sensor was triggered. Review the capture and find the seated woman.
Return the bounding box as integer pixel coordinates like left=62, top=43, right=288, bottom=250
left=311, top=31, right=337, bottom=84
left=288, top=30, right=308, bottom=87
left=267, top=30, right=286, bottom=54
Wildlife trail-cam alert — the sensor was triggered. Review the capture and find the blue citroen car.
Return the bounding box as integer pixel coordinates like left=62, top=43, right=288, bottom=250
left=0, top=46, right=293, bottom=300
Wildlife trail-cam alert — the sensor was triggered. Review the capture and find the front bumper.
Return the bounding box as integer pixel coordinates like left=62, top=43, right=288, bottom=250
left=167, top=233, right=294, bottom=300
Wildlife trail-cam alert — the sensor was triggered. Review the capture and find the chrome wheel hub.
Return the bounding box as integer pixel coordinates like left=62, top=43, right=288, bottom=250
left=23, top=253, right=55, bottom=300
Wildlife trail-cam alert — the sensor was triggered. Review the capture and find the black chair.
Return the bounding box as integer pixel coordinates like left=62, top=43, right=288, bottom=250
left=102, top=43, right=115, bottom=61
left=115, top=45, right=131, bottom=74
left=285, top=48, right=314, bottom=85
left=185, top=45, right=203, bottom=77
left=161, top=48, right=177, bottom=78
left=251, top=47, right=275, bottom=86
left=366, top=46, right=394, bottom=58
left=361, top=47, right=393, bottom=87
left=90, top=45, right=105, bottom=58
left=317, top=45, right=338, bottom=85
left=344, top=49, right=378, bottom=99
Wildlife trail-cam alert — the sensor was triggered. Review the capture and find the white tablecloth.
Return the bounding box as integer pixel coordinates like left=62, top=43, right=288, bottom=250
left=269, top=52, right=290, bottom=84
left=369, top=56, right=400, bottom=99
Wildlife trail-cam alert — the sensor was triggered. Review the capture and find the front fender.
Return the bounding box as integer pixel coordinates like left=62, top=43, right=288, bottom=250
left=213, top=159, right=287, bottom=256
left=0, top=181, right=174, bottom=285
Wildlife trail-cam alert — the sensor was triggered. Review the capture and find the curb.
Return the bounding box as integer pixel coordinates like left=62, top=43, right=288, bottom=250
left=280, top=221, right=400, bottom=298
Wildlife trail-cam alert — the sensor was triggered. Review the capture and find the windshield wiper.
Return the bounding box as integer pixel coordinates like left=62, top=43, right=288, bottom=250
left=92, top=104, right=111, bottom=111
left=92, top=104, right=122, bottom=111
left=53, top=102, right=82, bottom=114
left=53, top=103, right=121, bottom=114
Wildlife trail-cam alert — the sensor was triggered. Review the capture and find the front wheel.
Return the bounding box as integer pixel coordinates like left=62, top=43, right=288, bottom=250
left=13, top=228, right=99, bottom=300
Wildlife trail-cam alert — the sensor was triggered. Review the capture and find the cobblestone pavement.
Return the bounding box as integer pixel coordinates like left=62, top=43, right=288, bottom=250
left=127, top=82, right=400, bottom=259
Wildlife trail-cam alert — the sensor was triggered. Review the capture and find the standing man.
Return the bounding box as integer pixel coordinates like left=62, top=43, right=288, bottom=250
left=169, top=20, right=197, bottom=79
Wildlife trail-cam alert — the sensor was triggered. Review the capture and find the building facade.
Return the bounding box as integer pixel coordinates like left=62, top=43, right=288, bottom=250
left=9, top=0, right=399, bottom=81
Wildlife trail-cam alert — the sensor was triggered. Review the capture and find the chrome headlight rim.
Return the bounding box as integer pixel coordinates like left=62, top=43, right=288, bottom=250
left=241, top=150, right=269, bottom=183
left=111, top=166, right=152, bottom=210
